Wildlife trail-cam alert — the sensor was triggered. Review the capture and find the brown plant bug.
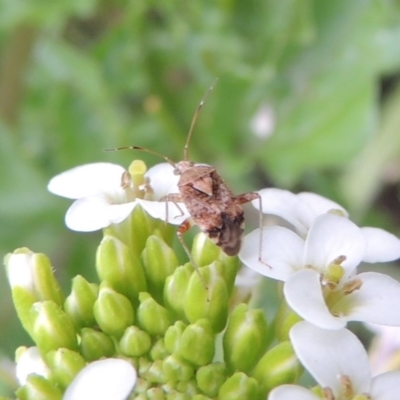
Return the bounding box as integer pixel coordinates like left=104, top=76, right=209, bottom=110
left=107, top=81, right=266, bottom=290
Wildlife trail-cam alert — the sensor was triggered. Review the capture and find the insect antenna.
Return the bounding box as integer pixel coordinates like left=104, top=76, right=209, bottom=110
left=183, top=78, right=219, bottom=161
left=105, top=146, right=176, bottom=168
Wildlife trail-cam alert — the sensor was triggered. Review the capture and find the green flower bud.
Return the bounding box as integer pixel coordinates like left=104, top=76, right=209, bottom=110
left=142, top=360, right=166, bottom=384
left=164, top=321, right=187, bottom=354
left=191, top=233, right=239, bottom=294
left=150, top=338, right=169, bottom=361
left=252, top=341, right=302, bottom=397
left=175, top=380, right=198, bottom=396
left=30, top=301, right=77, bottom=355
left=163, top=354, right=194, bottom=382
left=163, top=264, right=192, bottom=319
left=119, top=326, right=151, bottom=357
left=64, top=275, right=98, bottom=330
left=196, top=362, right=227, bottom=398
left=134, top=376, right=151, bottom=394
left=218, top=372, right=259, bottom=400
left=137, top=293, right=172, bottom=336
left=96, top=235, right=146, bottom=305
left=46, top=348, right=86, bottom=390
left=177, top=319, right=214, bottom=366
left=79, top=328, right=115, bottom=361
left=184, top=263, right=229, bottom=333
left=223, top=304, right=268, bottom=374
left=127, top=204, right=156, bottom=254
left=141, top=235, right=179, bottom=304
left=274, top=299, right=302, bottom=342
left=93, top=287, right=135, bottom=339
left=5, top=249, right=64, bottom=335
left=16, top=374, right=62, bottom=400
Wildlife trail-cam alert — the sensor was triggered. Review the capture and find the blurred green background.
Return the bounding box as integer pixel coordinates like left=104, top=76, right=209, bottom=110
left=1, top=0, right=400, bottom=395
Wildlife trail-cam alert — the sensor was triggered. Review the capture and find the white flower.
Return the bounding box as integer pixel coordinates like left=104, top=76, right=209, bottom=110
left=269, top=322, right=400, bottom=400
left=15, top=347, right=49, bottom=385
left=250, top=188, right=400, bottom=262
left=240, top=213, right=400, bottom=329
left=251, top=188, right=348, bottom=237
left=63, top=358, right=136, bottom=400
left=48, top=161, right=189, bottom=232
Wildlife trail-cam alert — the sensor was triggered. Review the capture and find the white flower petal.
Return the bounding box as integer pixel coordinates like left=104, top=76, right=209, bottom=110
left=252, top=188, right=314, bottom=235
left=290, top=322, right=371, bottom=395
left=6, top=250, right=35, bottom=291
left=370, top=371, right=400, bottom=400
left=297, top=192, right=348, bottom=218
left=361, top=227, right=400, bottom=263
left=48, top=163, right=126, bottom=199
left=239, top=226, right=305, bottom=281
left=145, top=163, right=180, bottom=200
left=284, top=270, right=345, bottom=329
left=16, top=347, right=49, bottom=385
left=63, top=358, right=136, bottom=400
left=341, top=272, right=400, bottom=326
left=66, top=197, right=136, bottom=232
left=304, top=213, right=366, bottom=274
left=136, top=199, right=189, bottom=225
left=268, top=384, right=318, bottom=400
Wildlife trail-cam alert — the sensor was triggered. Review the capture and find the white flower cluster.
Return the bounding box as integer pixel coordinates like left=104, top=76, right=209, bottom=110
left=239, top=189, right=400, bottom=399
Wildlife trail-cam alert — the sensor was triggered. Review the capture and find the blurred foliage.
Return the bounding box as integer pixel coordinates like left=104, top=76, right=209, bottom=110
left=1, top=0, right=400, bottom=396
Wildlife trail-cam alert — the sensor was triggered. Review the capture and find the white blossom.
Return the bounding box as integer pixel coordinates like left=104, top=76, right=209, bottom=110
left=269, top=322, right=400, bottom=400
left=240, top=213, right=400, bottom=329
left=48, top=162, right=189, bottom=232
left=63, top=358, right=136, bottom=400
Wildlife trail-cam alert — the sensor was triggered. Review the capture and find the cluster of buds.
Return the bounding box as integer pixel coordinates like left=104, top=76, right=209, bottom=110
left=4, top=161, right=301, bottom=400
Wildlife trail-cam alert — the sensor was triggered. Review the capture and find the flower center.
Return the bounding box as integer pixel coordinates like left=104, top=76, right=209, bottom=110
left=313, top=375, right=371, bottom=400
left=320, top=256, right=362, bottom=318
left=121, top=160, right=152, bottom=201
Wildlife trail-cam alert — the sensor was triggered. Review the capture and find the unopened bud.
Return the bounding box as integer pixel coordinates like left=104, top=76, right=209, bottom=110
left=16, top=374, right=62, bottom=400
left=150, top=338, right=169, bottom=361
left=252, top=341, right=302, bottom=397
left=96, top=235, right=146, bottom=305
left=177, top=319, right=215, bottom=366
left=5, top=249, right=64, bottom=335
left=64, top=275, right=98, bottom=329
left=137, top=293, right=172, bottom=336
left=196, top=362, right=227, bottom=398
left=141, top=235, right=179, bottom=304
left=223, top=304, right=268, bottom=374
left=163, top=354, right=194, bottom=382
left=46, top=348, right=86, bottom=390
left=119, top=326, right=152, bottom=357
left=79, top=327, right=115, bottom=361
left=184, top=263, right=229, bottom=333
left=30, top=301, right=77, bottom=355
left=164, top=321, right=187, bottom=354
left=93, top=287, right=135, bottom=339
left=164, top=264, right=192, bottom=319
left=218, top=372, right=259, bottom=400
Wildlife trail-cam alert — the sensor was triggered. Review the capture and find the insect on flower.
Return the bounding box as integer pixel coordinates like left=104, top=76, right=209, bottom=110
left=106, top=80, right=265, bottom=288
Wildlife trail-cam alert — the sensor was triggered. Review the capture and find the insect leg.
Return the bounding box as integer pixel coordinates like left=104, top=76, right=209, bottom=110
left=161, top=193, right=184, bottom=224
left=235, top=192, right=270, bottom=268
left=177, top=218, right=209, bottom=295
